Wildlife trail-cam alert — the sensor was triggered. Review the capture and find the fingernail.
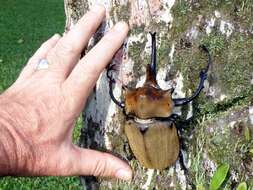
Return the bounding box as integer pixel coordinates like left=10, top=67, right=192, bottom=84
left=114, top=22, right=128, bottom=32
left=115, top=169, right=132, bottom=181
left=91, top=4, right=104, bottom=13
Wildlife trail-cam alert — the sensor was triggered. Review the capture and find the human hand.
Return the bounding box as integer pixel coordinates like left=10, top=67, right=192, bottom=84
left=0, top=5, right=132, bottom=180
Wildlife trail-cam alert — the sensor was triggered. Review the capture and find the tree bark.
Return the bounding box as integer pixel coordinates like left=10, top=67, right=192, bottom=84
left=64, top=0, right=253, bottom=189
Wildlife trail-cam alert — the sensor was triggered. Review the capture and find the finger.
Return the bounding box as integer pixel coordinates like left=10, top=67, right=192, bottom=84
left=63, top=22, right=129, bottom=107
left=71, top=147, right=132, bottom=180
left=46, top=5, right=106, bottom=78
left=17, top=34, right=61, bottom=81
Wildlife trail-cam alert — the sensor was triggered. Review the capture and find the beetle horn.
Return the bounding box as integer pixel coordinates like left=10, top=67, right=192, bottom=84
left=173, top=45, right=212, bottom=106
left=145, top=32, right=158, bottom=86
left=150, top=32, right=157, bottom=78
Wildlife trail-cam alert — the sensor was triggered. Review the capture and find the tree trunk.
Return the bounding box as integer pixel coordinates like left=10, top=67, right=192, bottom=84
left=64, top=0, right=253, bottom=189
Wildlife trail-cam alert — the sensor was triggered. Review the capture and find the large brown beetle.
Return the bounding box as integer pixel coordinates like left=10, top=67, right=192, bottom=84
left=107, top=32, right=211, bottom=170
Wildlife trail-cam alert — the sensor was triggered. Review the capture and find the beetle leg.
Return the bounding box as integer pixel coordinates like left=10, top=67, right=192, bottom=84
left=170, top=113, right=180, bottom=122
left=106, top=63, right=125, bottom=109
left=179, top=150, right=196, bottom=188
left=179, top=150, right=188, bottom=174
left=173, top=45, right=212, bottom=106
left=157, top=113, right=180, bottom=123
left=170, top=87, right=175, bottom=94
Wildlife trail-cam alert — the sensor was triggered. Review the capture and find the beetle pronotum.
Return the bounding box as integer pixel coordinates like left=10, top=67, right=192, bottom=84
left=107, top=32, right=212, bottom=170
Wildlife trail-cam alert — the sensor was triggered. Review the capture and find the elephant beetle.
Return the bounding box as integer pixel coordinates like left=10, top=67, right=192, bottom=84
left=107, top=32, right=212, bottom=170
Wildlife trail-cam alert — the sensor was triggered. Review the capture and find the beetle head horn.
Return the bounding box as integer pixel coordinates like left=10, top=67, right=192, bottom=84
left=144, top=64, right=158, bottom=86
left=144, top=32, right=158, bottom=87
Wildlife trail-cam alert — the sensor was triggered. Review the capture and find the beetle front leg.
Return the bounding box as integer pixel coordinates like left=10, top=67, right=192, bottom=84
left=156, top=114, right=180, bottom=123
left=173, top=45, right=212, bottom=106
left=106, top=63, right=125, bottom=109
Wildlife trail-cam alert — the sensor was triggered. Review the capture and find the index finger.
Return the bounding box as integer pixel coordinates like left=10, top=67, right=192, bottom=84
left=63, top=22, right=129, bottom=105
left=46, top=5, right=106, bottom=78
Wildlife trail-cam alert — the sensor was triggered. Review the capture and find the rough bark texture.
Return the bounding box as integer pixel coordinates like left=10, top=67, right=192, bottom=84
left=64, top=0, right=253, bottom=189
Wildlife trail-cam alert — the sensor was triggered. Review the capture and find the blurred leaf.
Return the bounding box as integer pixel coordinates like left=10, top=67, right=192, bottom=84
left=250, top=149, right=253, bottom=155
left=244, top=126, right=251, bottom=141
left=236, top=182, right=247, bottom=190
left=17, top=38, right=24, bottom=44
left=197, top=184, right=206, bottom=190
left=209, top=163, right=230, bottom=190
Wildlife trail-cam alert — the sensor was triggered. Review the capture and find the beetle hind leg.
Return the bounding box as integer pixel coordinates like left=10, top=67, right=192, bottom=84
left=179, top=150, right=188, bottom=174
left=179, top=150, right=195, bottom=189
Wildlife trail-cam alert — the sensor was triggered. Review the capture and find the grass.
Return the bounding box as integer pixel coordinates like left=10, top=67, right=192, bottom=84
left=0, top=0, right=82, bottom=189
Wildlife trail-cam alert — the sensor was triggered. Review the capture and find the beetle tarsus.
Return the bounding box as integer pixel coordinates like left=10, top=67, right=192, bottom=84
left=173, top=45, right=212, bottom=106
left=179, top=150, right=188, bottom=173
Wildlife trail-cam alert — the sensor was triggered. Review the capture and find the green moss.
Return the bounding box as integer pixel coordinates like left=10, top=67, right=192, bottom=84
left=207, top=121, right=252, bottom=179
left=110, top=2, right=131, bottom=24
left=157, top=34, right=172, bottom=68
left=190, top=104, right=253, bottom=188
left=190, top=118, right=209, bottom=188
left=68, top=0, right=88, bottom=22
left=198, top=86, right=253, bottom=118
left=130, top=25, right=146, bottom=35
left=200, top=32, right=226, bottom=56
left=170, top=0, right=192, bottom=40
left=128, top=36, right=148, bottom=84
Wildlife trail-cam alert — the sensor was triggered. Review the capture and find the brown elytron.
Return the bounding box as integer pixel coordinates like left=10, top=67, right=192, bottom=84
left=107, top=32, right=212, bottom=170
left=125, top=121, right=179, bottom=169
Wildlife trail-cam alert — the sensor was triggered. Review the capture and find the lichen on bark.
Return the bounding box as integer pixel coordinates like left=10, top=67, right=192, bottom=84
left=64, top=0, right=253, bottom=189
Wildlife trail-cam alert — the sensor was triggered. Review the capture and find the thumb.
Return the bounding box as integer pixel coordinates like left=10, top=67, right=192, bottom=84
left=71, top=146, right=132, bottom=181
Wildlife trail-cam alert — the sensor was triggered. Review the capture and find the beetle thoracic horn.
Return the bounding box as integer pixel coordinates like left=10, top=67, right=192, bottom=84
left=172, top=45, right=212, bottom=106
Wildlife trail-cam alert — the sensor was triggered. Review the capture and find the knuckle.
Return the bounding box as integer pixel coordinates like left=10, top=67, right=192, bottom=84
left=103, top=33, right=114, bottom=44
left=92, top=153, right=108, bottom=177
left=57, top=41, right=77, bottom=56
left=47, top=49, right=65, bottom=67
left=81, top=59, right=100, bottom=77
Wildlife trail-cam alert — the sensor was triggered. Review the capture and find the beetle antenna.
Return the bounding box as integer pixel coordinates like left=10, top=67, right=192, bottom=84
left=173, top=45, right=212, bottom=106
